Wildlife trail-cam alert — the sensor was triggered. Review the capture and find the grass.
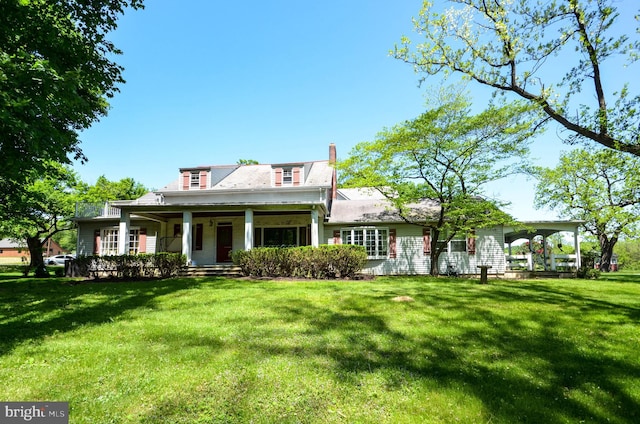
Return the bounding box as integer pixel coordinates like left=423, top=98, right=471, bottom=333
left=1, top=274, right=639, bottom=423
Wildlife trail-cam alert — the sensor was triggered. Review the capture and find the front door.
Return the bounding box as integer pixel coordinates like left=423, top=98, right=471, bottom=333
left=216, top=225, right=233, bottom=262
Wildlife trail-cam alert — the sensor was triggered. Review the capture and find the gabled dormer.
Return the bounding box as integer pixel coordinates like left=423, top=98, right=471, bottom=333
left=180, top=167, right=209, bottom=190
left=272, top=164, right=304, bottom=187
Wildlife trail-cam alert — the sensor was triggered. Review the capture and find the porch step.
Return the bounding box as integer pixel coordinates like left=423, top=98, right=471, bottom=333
left=179, top=264, right=243, bottom=278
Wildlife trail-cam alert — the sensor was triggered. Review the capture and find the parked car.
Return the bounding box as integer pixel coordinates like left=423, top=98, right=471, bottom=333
left=45, top=254, right=76, bottom=265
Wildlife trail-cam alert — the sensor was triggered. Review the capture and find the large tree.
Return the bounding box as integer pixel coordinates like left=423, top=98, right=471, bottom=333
left=0, top=0, right=144, bottom=216
left=0, top=171, right=149, bottom=276
left=394, top=0, right=640, bottom=156
left=534, top=148, right=640, bottom=272
left=339, top=91, right=536, bottom=275
left=0, top=164, right=80, bottom=276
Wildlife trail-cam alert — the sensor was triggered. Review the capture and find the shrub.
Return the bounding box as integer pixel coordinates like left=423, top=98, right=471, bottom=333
left=233, top=245, right=367, bottom=279
left=70, top=253, right=185, bottom=280
left=577, top=266, right=601, bottom=279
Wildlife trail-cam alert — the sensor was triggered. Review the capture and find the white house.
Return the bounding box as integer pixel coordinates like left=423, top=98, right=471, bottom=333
left=74, top=144, right=581, bottom=276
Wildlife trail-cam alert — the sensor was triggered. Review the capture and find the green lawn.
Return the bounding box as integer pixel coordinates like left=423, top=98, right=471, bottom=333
left=1, top=274, right=639, bottom=423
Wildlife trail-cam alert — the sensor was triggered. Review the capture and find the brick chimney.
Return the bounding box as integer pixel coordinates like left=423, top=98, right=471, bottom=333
left=329, top=143, right=337, bottom=200
left=329, top=143, right=337, bottom=165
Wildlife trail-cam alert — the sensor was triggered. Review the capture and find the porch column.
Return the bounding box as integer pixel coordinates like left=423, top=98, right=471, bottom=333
left=574, top=227, right=582, bottom=269
left=311, top=208, right=319, bottom=247
left=118, top=211, right=130, bottom=255
left=244, top=209, right=254, bottom=250
left=159, top=221, right=167, bottom=252
left=542, top=234, right=549, bottom=271
left=182, top=211, right=192, bottom=265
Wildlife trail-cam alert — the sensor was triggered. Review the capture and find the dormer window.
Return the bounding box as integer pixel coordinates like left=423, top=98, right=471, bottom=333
left=274, top=166, right=303, bottom=187
left=181, top=169, right=208, bottom=190
left=190, top=171, right=200, bottom=188
left=282, top=168, right=293, bottom=185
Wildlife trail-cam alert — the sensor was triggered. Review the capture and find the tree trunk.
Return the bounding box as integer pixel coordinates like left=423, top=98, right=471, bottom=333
left=26, top=235, right=48, bottom=277
left=598, top=234, right=617, bottom=272
left=429, top=251, right=440, bottom=276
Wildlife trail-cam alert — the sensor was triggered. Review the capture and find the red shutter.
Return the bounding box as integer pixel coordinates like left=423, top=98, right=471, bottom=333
left=93, top=229, right=101, bottom=255
left=182, top=171, right=190, bottom=190
left=199, top=171, right=207, bottom=189
left=389, top=228, right=396, bottom=258
left=423, top=228, right=431, bottom=255
left=293, top=167, right=301, bottom=186
left=139, top=228, right=147, bottom=253
left=275, top=168, right=283, bottom=186
left=467, top=230, right=476, bottom=254
left=333, top=230, right=341, bottom=245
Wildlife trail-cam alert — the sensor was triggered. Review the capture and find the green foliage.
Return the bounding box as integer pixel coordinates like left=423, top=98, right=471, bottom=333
left=394, top=0, right=640, bottom=156
left=339, top=88, right=535, bottom=274
left=236, top=159, right=259, bottom=165
left=77, top=175, right=149, bottom=202
left=71, top=253, right=185, bottom=279
left=0, top=163, right=81, bottom=271
left=577, top=267, right=601, bottom=280
left=0, top=0, right=145, bottom=214
left=614, top=239, right=640, bottom=270
left=232, top=245, right=368, bottom=279
left=535, top=148, right=640, bottom=271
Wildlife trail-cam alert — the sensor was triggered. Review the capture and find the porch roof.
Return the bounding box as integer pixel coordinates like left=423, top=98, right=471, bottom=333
left=503, top=220, right=585, bottom=244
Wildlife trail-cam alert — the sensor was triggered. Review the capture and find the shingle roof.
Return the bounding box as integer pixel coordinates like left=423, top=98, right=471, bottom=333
left=158, top=160, right=333, bottom=192
left=328, top=191, right=441, bottom=224
left=0, top=238, right=24, bottom=249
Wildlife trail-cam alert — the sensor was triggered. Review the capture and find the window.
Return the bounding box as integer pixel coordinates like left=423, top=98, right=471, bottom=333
left=101, top=228, right=119, bottom=256
left=190, top=172, right=200, bottom=188
left=282, top=168, right=293, bottom=185
left=437, top=230, right=467, bottom=253
left=192, top=223, right=203, bottom=251
left=253, top=227, right=308, bottom=247
left=101, top=228, right=142, bottom=255
left=341, top=227, right=388, bottom=259
left=128, top=229, right=140, bottom=254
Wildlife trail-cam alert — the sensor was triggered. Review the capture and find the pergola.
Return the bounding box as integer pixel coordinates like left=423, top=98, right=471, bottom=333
left=503, top=220, right=585, bottom=271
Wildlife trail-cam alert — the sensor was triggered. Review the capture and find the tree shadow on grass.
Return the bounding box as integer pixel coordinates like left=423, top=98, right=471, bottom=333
left=255, top=283, right=640, bottom=423
left=0, top=277, right=205, bottom=356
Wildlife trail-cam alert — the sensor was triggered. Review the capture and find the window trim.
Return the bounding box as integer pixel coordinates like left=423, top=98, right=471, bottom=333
left=190, top=171, right=200, bottom=188
left=100, top=226, right=143, bottom=256
left=341, top=227, right=389, bottom=259
left=282, top=168, right=293, bottom=185
left=437, top=230, right=468, bottom=253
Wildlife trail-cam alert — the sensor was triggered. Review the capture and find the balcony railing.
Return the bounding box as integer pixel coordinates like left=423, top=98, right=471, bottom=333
left=75, top=202, right=121, bottom=218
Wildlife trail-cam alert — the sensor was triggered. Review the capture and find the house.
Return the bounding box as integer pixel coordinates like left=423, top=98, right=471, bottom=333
left=74, top=144, right=581, bottom=276
left=0, top=238, right=68, bottom=261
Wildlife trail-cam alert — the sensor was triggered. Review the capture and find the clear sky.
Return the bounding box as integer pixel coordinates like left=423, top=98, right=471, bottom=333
left=74, top=0, right=638, bottom=221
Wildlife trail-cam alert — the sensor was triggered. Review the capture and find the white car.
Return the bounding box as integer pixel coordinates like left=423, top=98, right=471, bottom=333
left=45, top=254, right=76, bottom=265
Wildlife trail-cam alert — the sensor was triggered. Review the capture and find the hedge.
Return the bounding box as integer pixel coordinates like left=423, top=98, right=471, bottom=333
left=232, top=245, right=368, bottom=279
left=69, top=253, right=186, bottom=279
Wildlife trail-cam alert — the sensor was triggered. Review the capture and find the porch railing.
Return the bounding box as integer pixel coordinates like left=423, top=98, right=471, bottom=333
left=75, top=202, right=121, bottom=218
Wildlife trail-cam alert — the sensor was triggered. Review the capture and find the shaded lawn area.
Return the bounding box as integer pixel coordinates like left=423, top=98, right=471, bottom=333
left=0, top=275, right=639, bottom=423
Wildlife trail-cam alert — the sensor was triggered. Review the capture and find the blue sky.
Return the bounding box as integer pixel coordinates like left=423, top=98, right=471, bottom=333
left=75, top=0, right=638, bottom=221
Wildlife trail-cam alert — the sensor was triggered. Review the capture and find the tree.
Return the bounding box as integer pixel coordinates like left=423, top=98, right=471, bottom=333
left=237, top=159, right=259, bottom=165
left=0, top=0, right=144, bottom=216
left=0, top=171, right=149, bottom=276
left=47, top=175, right=149, bottom=252
left=394, top=0, right=640, bottom=156
left=77, top=175, right=149, bottom=203
left=0, top=164, right=80, bottom=276
left=339, top=90, right=537, bottom=275
left=534, top=148, right=640, bottom=271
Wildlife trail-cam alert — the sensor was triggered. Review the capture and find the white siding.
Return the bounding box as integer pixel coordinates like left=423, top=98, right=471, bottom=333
left=322, top=224, right=506, bottom=276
